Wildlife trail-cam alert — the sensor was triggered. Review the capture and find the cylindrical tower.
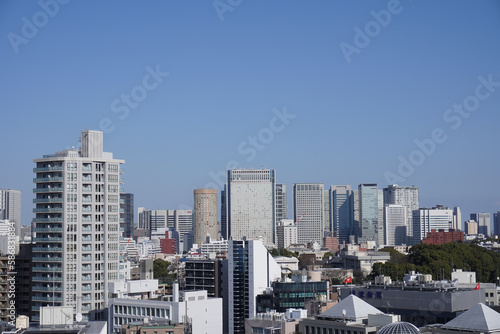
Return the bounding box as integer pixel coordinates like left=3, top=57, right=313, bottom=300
left=193, top=189, right=218, bottom=246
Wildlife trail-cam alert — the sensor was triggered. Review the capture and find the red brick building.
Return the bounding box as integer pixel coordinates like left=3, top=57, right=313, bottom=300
left=323, top=235, right=339, bottom=252
left=422, top=229, right=464, bottom=245
left=160, top=230, right=177, bottom=254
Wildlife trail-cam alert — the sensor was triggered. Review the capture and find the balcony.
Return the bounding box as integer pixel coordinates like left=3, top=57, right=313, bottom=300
left=33, top=166, right=63, bottom=172
left=32, top=218, right=63, bottom=222
left=82, top=237, right=92, bottom=242
left=82, top=276, right=91, bottom=281
left=82, top=266, right=91, bottom=272
left=33, top=208, right=63, bottom=213
left=32, top=286, right=62, bottom=292
left=32, top=227, right=63, bottom=232
left=32, top=257, right=63, bottom=262
left=82, top=285, right=91, bottom=291
left=33, top=177, right=63, bottom=183
left=32, top=276, right=62, bottom=282
left=32, top=237, right=62, bottom=242
left=32, top=267, right=62, bottom=272
left=33, top=198, right=63, bottom=203
left=82, top=177, right=92, bottom=182
left=32, top=296, right=63, bottom=302
left=82, top=197, right=92, bottom=202
left=33, top=187, right=63, bottom=193
left=81, top=256, right=92, bottom=262
left=119, top=168, right=124, bottom=174
left=32, top=247, right=63, bottom=252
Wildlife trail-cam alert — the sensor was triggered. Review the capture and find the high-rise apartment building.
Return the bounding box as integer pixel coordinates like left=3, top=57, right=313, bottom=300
left=453, top=207, right=462, bottom=231
left=358, top=184, right=383, bottom=245
left=120, top=193, right=134, bottom=238
left=329, top=185, right=353, bottom=244
left=0, top=189, right=21, bottom=237
left=224, top=169, right=276, bottom=245
left=293, top=183, right=324, bottom=245
left=494, top=212, right=500, bottom=237
left=384, top=204, right=407, bottom=246
left=470, top=213, right=491, bottom=237
left=323, top=190, right=331, bottom=235
left=142, top=209, right=192, bottom=245
left=465, top=220, right=478, bottom=235
left=32, top=130, right=123, bottom=322
left=412, top=205, right=453, bottom=244
left=223, top=239, right=281, bottom=334
left=276, top=219, right=297, bottom=249
left=275, top=184, right=288, bottom=223
left=383, top=184, right=419, bottom=244
left=193, top=189, right=218, bottom=246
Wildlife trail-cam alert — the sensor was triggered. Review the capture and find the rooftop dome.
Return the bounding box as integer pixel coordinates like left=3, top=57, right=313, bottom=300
left=378, top=322, right=420, bottom=334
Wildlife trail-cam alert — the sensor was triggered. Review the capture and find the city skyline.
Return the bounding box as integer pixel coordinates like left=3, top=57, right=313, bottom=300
left=2, top=1, right=500, bottom=227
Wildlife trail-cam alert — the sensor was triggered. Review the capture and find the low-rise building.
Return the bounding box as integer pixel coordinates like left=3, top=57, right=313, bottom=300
left=298, top=294, right=400, bottom=334
left=109, top=290, right=222, bottom=334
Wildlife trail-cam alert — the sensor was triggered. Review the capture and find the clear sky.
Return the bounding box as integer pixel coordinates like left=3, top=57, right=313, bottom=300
left=1, top=1, right=500, bottom=229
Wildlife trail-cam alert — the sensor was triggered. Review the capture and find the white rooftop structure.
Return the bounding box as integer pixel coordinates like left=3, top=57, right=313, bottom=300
left=318, top=294, right=383, bottom=323
left=441, top=303, right=500, bottom=333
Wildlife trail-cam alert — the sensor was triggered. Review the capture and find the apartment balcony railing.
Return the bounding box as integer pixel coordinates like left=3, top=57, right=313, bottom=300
left=32, top=227, right=63, bottom=232
left=33, top=187, right=63, bottom=193
left=33, top=208, right=63, bottom=213
left=33, top=166, right=63, bottom=172
left=33, top=177, right=63, bottom=183
left=32, top=218, right=63, bottom=223
left=33, top=198, right=63, bottom=203
left=32, top=237, right=62, bottom=242
left=32, top=257, right=63, bottom=262
left=32, top=247, right=63, bottom=252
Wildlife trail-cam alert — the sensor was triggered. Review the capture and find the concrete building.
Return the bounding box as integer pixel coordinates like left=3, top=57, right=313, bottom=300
left=299, top=295, right=399, bottom=334
left=341, top=246, right=391, bottom=275
left=358, top=184, right=384, bottom=246
left=224, top=169, right=276, bottom=246
left=276, top=219, right=298, bottom=249
left=200, top=239, right=228, bottom=256
left=293, top=183, right=325, bottom=245
left=465, top=220, right=478, bottom=235
left=31, top=130, right=123, bottom=322
left=453, top=206, right=462, bottom=231
left=224, top=239, right=281, bottom=334
left=330, top=185, right=353, bottom=244
left=193, top=189, right=218, bottom=246
left=275, top=183, right=288, bottom=224
left=383, top=185, right=419, bottom=245
left=143, top=209, right=193, bottom=251
left=494, top=212, right=500, bottom=237
left=120, top=193, right=134, bottom=238
left=413, top=205, right=453, bottom=244
left=108, top=279, right=159, bottom=299
left=471, top=213, right=491, bottom=237
left=109, top=290, right=222, bottom=334
left=184, top=259, right=222, bottom=297
left=0, top=189, right=21, bottom=237
left=245, top=309, right=306, bottom=334
left=384, top=204, right=407, bottom=246
left=338, top=283, right=485, bottom=326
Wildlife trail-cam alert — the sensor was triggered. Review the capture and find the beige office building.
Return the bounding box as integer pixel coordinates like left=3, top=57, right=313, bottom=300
left=193, top=189, right=218, bottom=246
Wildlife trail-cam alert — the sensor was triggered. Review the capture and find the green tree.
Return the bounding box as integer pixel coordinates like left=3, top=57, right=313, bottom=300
left=153, top=259, right=172, bottom=280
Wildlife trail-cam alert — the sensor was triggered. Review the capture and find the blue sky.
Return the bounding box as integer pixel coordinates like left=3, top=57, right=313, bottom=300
left=1, top=1, right=500, bottom=229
